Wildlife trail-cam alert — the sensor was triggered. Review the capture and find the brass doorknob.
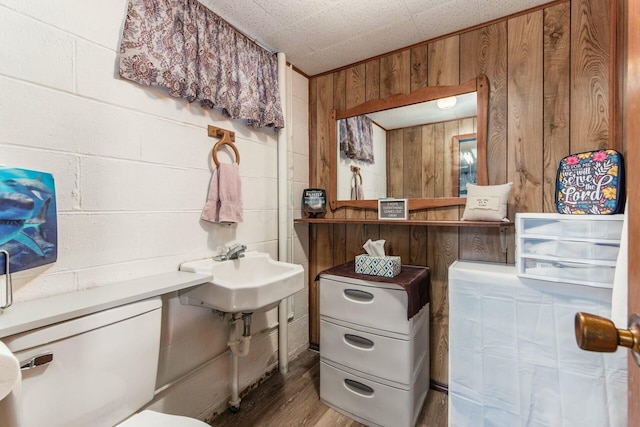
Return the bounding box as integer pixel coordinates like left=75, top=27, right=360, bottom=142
left=575, top=312, right=640, bottom=355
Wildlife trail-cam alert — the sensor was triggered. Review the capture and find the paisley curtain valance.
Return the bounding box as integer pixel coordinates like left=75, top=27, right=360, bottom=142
left=119, top=0, right=284, bottom=129
left=339, top=115, right=374, bottom=163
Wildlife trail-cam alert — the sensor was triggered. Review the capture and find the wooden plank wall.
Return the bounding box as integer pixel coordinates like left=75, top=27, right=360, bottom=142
left=308, top=0, right=615, bottom=387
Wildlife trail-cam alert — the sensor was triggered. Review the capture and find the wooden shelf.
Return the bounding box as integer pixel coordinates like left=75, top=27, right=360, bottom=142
left=294, top=218, right=514, bottom=227
left=295, top=217, right=513, bottom=253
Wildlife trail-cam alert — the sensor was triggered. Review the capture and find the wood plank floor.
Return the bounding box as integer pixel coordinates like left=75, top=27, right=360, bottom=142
left=209, top=350, right=448, bottom=427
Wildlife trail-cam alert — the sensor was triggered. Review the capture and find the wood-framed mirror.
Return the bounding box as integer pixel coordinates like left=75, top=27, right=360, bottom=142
left=328, top=74, right=489, bottom=211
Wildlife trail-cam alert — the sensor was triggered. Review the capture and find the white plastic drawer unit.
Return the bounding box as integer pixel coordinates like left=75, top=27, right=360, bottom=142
left=320, top=360, right=428, bottom=427
left=521, top=238, right=620, bottom=261
left=319, top=309, right=428, bottom=386
left=515, top=213, right=624, bottom=287
left=520, top=258, right=616, bottom=285
left=319, top=276, right=411, bottom=336
left=518, top=215, right=624, bottom=240
left=318, top=268, right=430, bottom=427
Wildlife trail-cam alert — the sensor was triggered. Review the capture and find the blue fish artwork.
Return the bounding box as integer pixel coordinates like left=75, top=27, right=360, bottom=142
left=0, top=167, right=57, bottom=273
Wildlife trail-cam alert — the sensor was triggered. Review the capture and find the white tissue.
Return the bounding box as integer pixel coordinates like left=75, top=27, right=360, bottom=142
left=0, top=340, right=20, bottom=401
left=611, top=205, right=628, bottom=328
left=363, top=239, right=386, bottom=257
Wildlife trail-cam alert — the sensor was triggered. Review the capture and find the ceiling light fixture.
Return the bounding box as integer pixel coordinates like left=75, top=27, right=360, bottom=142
left=437, top=96, right=457, bottom=110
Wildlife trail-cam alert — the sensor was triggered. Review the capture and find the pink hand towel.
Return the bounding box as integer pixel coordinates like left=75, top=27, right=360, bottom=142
left=201, top=168, right=220, bottom=222
left=201, top=163, right=243, bottom=224
left=351, top=183, right=365, bottom=200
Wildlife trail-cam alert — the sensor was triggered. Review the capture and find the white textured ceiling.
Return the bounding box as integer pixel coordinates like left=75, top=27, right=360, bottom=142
left=200, top=0, right=552, bottom=76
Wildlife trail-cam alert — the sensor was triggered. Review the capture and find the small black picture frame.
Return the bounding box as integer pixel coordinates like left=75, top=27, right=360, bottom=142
left=378, top=199, right=408, bottom=220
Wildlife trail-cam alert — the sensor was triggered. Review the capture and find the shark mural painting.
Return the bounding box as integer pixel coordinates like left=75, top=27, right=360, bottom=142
left=0, top=167, right=57, bottom=273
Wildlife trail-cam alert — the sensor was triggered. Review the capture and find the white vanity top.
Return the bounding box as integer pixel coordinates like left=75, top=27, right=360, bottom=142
left=0, top=271, right=212, bottom=338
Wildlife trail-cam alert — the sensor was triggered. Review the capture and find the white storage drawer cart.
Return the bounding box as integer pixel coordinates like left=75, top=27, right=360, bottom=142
left=515, top=213, right=624, bottom=287
left=318, top=261, right=431, bottom=427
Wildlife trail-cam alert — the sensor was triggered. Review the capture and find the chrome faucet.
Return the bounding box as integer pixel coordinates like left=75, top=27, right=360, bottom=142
left=214, top=244, right=247, bottom=261
left=227, top=244, right=247, bottom=260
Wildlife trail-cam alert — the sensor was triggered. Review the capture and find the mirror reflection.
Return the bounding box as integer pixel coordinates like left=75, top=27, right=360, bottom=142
left=328, top=75, right=489, bottom=211
left=453, top=133, right=477, bottom=197
left=336, top=92, right=478, bottom=200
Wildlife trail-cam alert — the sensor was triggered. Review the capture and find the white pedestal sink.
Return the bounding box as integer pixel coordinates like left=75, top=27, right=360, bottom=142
left=178, top=251, right=304, bottom=313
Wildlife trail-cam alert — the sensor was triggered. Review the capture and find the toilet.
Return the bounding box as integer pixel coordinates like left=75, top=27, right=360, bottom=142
left=0, top=297, right=209, bottom=427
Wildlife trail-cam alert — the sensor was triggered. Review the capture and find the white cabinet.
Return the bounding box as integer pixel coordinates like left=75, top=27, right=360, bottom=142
left=515, top=213, right=624, bottom=287
left=319, top=270, right=429, bottom=427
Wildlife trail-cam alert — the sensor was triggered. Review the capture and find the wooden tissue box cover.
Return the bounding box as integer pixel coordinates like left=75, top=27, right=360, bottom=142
left=355, top=255, right=401, bottom=278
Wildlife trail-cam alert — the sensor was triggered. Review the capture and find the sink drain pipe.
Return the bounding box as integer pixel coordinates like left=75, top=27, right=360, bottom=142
left=228, top=312, right=252, bottom=412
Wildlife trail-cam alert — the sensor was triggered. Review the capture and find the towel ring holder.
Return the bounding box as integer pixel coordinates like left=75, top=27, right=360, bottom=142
left=208, top=125, right=240, bottom=167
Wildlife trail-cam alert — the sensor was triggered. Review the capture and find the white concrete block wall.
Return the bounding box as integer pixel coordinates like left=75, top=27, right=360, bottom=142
left=0, top=0, right=309, bottom=422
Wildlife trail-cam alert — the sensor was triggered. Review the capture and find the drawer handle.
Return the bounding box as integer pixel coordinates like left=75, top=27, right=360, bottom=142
left=343, top=289, right=373, bottom=302
left=344, top=334, right=374, bottom=349
left=344, top=378, right=374, bottom=397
